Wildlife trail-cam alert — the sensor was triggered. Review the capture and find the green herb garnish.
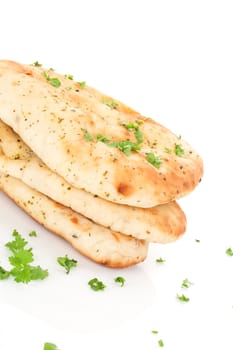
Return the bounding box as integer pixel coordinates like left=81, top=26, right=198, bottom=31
left=33, top=61, right=42, bottom=67
left=146, top=152, right=163, bottom=169
left=78, top=81, right=86, bottom=88
left=29, top=230, right=37, bottom=237
left=114, top=276, right=125, bottom=287
left=64, top=74, right=73, bottom=80
left=165, top=147, right=172, bottom=153
left=226, top=247, right=233, bottom=256
left=158, top=339, right=164, bottom=347
left=181, top=278, right=194, bottom=289
left=176, top=294, right=190, bottom=302
left=42, top=71, right=61, bottom=87
left=88, top=277, right=106, bottom=291
left=174, top=143, right=184, bottom=156
left=156, top=257, right=166, bottom=264
left=44, top=343, right=60, bottom=350
left=81, top=128, right=95, bottom=141
left=195, top=239, right=200, bottom=243
left=57, top=255, right=77, bottom=274
left=103, top=100, right=119, bottom=109
left=152, top=330, right=159, bottom=334
left=0, top=266, right=10, bottom=280
left=96, top=134, right=110, bottom=144
left=0, top=229, right=48, bottom=283
left=110, top=140, right=141, bottom=155
left=120, top=121, right=143, bottom=144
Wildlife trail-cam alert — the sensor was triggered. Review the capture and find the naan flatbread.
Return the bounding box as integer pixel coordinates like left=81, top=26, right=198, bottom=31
left=0, top=120, right=186, bottom=243
left=0, top=173, right=148, bottom=267
left=0, top=60, right=203, bottom=208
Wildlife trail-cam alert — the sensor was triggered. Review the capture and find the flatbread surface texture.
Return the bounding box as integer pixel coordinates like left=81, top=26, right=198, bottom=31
left=0, top=173, right=148, bottom=267
left=0, top=60, right=203, bottom=207
left=0, top=120, right=186, bottom=243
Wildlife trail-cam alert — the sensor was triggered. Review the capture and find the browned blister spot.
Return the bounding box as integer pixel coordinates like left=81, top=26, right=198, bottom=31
left=116, top=182, right=134, bottom=196
left=70, top=216, right=79, bottom=224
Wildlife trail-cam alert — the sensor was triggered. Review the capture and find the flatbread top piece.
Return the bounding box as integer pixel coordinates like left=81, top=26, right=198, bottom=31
left=0, top=60, right=203, bottom=207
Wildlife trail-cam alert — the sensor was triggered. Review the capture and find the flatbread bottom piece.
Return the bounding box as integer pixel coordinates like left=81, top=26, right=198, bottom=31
left=0, top=173, right=148, bottom=268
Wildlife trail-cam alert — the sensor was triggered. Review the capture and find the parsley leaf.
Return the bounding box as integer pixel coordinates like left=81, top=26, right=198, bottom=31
left=64, top=74, right=73, bottom=80
left=156, top=257, right=166, bottom=264
left=29, top=230, right=37, bottom=237
left=57, top=255, right=78, bottom=274
left=88, top=277, right=106, bottom=291
left=0, top=266, right=10, bottom=280
left=174, top=143, right=185, bottom=156
left=42, top=71, right=61, bottom=87
left=181, top=278, right=194, bottom=289
left=176, top=294, right=190, bottom=302
left=81, top=128, right=94, bottom=141
left=44, top=343, right=60, bottom=350
left=158, top=339, right=164, bottom=347
left=103, top=100, right=118, bottom=109
left=109, top=140, right=141, bottom=155
left=78, top=81, right=86, bottom=88
left=114, top=276, right=125, bottom=287
left=33, top=61, right=42, bottom=67
left=2, top=229, right=48, bottom=284
left=226, top=247, right=233, bottom=256
left=96, top=134, right=110, bottom=144
left=146, top=153, right=163, bottom=169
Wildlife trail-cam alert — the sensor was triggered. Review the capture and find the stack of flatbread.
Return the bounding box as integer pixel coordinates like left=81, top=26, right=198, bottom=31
left=0, top=60, right=203, bottom=267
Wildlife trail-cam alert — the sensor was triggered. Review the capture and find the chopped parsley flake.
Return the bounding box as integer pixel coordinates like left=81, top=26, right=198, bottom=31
left=44, top=343, right=60, bottom=350
left=156, top=257, right=166, bottom=263
left=158, top=339, right=164, bottom=347
left=114, top=276, right=125, bottom=287
left=33, top=61, right=42, bottom=67
left=146, top=153, right=163, bottom=169
left=57, top=255, right=77, bottom=274
left=226, top=247, right=233, bottom=256
left=110, top=140, right=141, bottom=155
left=81, top=128, right=95, bottom=141
left=78, top=81, right=86, bottom=88
left=181, top=278, right=194, bottom=289
left=152, top=330, right=159, bottom=334
left=29, top=230, right=37, bottom=237
left=174, top=143, right=185, bottom=156
left=176, top=294, right=190, bottom=302
left=42, top=71, right=61, bottom=87
left=64, top=74, right=73, bottom=80
left=96, top=134, right=110, bottom=143
left=88, top=277, right=106, bottom=291
left=103, top=100, right=119, bottom=109
left=195, top=239, right=200, bottom=243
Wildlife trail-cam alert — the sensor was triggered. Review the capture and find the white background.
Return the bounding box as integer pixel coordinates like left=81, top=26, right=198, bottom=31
left=1, top=0, right=233, bottom=349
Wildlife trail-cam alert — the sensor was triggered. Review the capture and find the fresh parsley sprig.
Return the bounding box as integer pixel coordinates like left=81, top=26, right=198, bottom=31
left=0, top=229, right=48, bottom=284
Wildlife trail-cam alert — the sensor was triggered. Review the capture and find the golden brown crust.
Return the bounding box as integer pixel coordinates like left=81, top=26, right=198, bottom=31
left=0, top=60, right=203, bottom=207
left=0, top=173, right=148, bottom=268
left=0, top=120, right=186, bottom=242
